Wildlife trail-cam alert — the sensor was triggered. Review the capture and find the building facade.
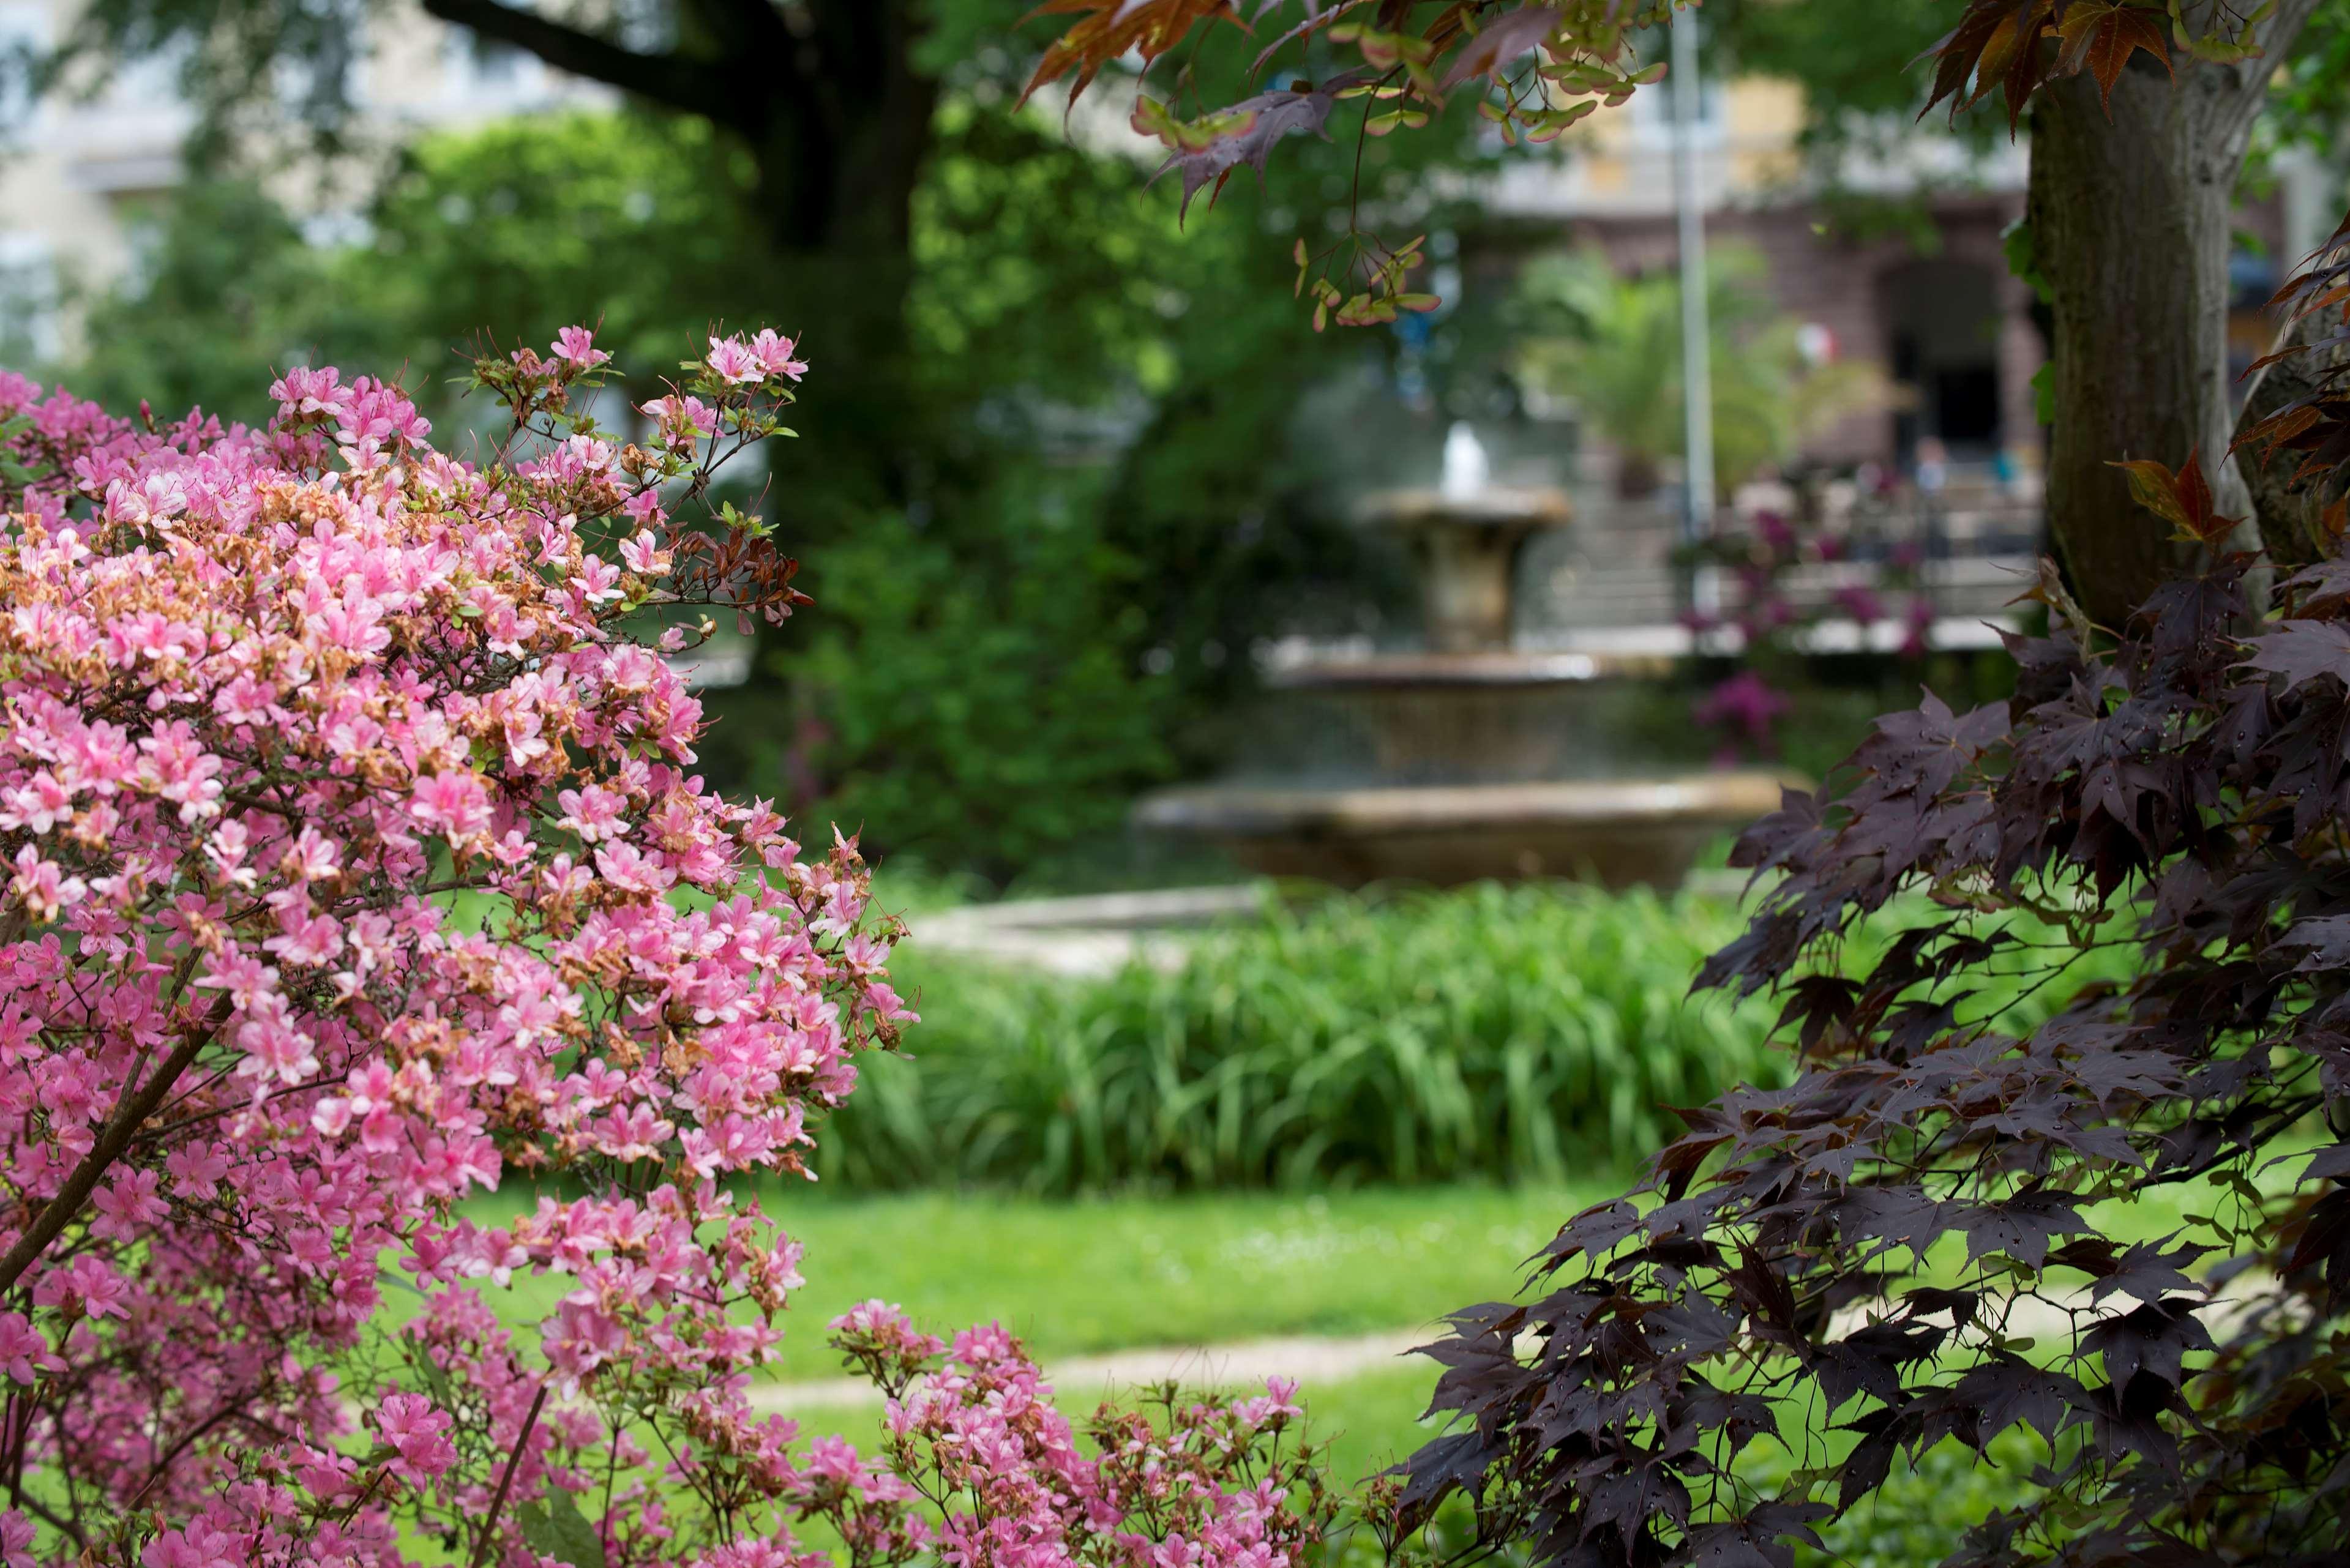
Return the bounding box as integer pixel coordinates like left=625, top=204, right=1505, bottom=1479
left=1484, top=70, right=2337, bottom=485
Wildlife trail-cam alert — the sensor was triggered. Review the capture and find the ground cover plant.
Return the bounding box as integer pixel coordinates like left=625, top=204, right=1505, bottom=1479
left=0, top=341, right=1339, bottom=1565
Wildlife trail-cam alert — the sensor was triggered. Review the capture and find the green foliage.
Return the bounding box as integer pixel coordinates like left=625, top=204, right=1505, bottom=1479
left=759, top=502, right=1176, bottom=879
left=821, top=879, right=2144, bottom=1195
left=1742, top=1434, right=2055, bottom=1568
left=1514, top=245, right=1888, bottom=491
left=36, top=105, right=1235, bottom=879
left=2254, top=0, right=2350, bottom=182
left=823, top=883, right=1787, bottom=1193
left=29, top=66, right=1503, bottom=883
left=360, top=110, right=765, bottom=385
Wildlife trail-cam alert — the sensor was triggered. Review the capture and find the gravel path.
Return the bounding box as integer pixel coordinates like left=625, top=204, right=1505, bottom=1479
left=746, top=1327, right=1431, bottom=1412
left=748, top=1274, right=2272, bottom=1414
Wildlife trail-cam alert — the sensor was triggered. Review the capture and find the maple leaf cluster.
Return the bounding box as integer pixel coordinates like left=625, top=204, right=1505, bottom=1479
left=1025, top=1, right=1675, bottom=325
left=1922, top=0, right=2183, bottom=125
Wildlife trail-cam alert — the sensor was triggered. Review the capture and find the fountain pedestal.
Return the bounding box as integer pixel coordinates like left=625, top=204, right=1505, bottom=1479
left=1366, top=487, right=1574, bottom=654
left=1137, top=433, right=1783, bottom=890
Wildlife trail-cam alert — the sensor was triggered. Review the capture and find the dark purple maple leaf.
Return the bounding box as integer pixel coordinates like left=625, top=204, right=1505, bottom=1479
left=1437, top=4, right=1565, bottom=91
left=2237, top=619, right=2350, bottom=690
left=1147, top=70, right=1369, bottom=219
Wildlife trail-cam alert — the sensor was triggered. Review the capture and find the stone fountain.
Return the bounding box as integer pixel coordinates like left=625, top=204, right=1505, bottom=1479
left=1136, top=425, right=1786, bottom=889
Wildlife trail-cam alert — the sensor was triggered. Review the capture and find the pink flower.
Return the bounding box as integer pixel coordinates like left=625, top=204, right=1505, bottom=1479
left=9, top=845, right=86, bottom=921
left=1235, top=1376, right=1303, bottom=1428
left=0, top=1509, right=32, bottom=1568
left=748, top=329, right=809, bottom=381
left=0, top=1313, right=58, bottom=1384
left=1694, top=670, right=1791, bottom=752
left=34, top=1256, right=129, bottom=1320
left=409, top=769, right=494, bottom=840
left=551, top=326, right=612, bottom=368
left=706, top=334, right=766, bottom=386
left=1830, top=584, right=1884, bottom=625
left=373, top=1392, right=458, bottom=1482
left=619, top=529, right=672, bottom=575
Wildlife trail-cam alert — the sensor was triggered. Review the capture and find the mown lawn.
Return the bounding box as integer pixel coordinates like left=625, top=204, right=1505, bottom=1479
left=410, top=1181, right=1603, bottom=1383
left=765, top=1182, right=1593, bottom=1380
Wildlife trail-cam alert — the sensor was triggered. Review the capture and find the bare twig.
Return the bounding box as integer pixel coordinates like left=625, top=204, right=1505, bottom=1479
left=469, top=1379, right=552, bottom=1568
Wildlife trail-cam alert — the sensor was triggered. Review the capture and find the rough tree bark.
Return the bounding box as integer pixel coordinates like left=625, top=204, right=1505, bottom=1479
left=2237, top=304, right=2350, bottom=567
left=2027, top=0, right=2319, bottom=627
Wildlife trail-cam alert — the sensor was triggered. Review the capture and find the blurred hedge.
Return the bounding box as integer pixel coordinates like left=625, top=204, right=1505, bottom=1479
left=818, top=881, right=2143, bottom=1193
left=818, top=884, right=1773, bottom=1192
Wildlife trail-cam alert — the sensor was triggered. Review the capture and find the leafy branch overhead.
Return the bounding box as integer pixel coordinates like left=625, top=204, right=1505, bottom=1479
left=1024, top=1, right=1678, bottom=324
left=1918, top=0, right=2278, bottom=127
left=1034, top=0, right=2299, bottom=328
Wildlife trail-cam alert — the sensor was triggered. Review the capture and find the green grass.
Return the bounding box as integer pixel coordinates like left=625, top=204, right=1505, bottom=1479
left=420, top=1181, right=1600, bottom=1383
left=771, top=1184, right=1587, bottom=1377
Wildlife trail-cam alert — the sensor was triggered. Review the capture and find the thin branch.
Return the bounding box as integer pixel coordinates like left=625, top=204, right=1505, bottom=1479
left=0, top=997, right=231, bottom=1297
left=469, top=1379, right=552, bottom=1568
left=417, top=0, right=738, bottom=127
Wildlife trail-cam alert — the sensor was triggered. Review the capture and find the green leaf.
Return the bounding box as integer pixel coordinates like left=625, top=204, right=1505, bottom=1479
left=517, top=1490, right=608, bottom=1568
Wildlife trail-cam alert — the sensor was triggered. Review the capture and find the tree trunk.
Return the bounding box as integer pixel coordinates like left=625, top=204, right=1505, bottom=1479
left=421, top=0, right=942, bottom=509
left=2030, top=1, right=2317, bottom=627
left=736, top=0, right=940, bottom=511
left=2237, top=304, right=2350, bottom=567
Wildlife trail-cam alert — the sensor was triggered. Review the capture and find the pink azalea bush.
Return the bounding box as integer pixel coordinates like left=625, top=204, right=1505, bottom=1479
left=0, top=335, right=1337, bottom=1566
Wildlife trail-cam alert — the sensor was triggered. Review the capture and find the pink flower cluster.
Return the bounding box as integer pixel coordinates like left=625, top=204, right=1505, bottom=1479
left=0, top=334, right=1337, bottom=1567
left=787, top=1305, right=1330, bottom=1568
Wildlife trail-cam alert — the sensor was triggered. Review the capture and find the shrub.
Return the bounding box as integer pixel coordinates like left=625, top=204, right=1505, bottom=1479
left=0, top=340, right=1330, bottom=1564
left=1391, top=532, right=2350, bottom=1562
left=822, top=884, right=2135, bottom=1194
left=822, top=884, right=1771, bottom=1194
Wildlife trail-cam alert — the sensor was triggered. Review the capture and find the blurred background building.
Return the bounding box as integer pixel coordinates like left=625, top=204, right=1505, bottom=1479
left=0, top=0, right=599, bottom=360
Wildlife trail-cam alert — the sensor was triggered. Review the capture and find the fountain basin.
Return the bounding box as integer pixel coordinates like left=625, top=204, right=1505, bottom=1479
left=1266, top=649, right=1683, bottom=782
left=1136, top=772, right=1788, bottom=890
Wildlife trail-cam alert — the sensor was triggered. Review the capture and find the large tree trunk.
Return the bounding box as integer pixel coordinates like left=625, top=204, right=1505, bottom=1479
left=2030, top=1, right=2317, bottom=627
left=421, top=0, right=941, bottom=507
left=737, top=0, right=940, bottom=510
